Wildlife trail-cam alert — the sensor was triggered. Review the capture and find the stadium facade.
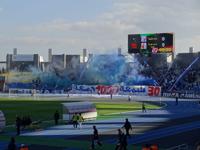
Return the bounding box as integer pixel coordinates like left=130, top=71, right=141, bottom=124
left=0, top=48, right=169, bottom=93
left=0, top=32, right=199, bottom=96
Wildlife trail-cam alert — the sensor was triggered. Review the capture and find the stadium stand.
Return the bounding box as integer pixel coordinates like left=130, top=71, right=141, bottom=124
left=160, top=52, right=200, bottom=93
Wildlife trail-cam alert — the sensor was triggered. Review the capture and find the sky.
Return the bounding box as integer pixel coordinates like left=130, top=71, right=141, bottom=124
left=0, top=0, right=199, bottom=61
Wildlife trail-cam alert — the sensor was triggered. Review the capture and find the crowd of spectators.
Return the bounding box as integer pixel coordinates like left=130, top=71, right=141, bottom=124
left=134, top=52, right=200, bottom=93
left=154, top=55, right=200, bottom=93
left=174, top=68, right=200, bottom=92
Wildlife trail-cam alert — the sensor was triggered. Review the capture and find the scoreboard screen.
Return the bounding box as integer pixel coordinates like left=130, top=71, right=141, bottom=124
left=128, top=33, right=174, bottom=54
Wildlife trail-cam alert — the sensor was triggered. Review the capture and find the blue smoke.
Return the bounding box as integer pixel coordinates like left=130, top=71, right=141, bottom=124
left=79, top=54, right=156, bottom=86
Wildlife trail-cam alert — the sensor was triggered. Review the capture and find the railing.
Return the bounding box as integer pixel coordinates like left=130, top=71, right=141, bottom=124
left=166, top=144, right=189, bottom=150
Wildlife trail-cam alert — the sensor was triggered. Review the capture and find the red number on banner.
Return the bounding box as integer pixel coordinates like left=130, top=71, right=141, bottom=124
left=148, top=86, right=154, bottom=96
left=154, top=87, right=160, bottom=96
left=148, top=86, right=160, bottom=96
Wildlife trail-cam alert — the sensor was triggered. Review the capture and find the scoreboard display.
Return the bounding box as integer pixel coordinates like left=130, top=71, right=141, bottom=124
left=128, top=33, right=174, bottom=54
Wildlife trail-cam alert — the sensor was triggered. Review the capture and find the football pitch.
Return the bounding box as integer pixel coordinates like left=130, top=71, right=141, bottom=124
left=0, top=97, right=160, bottom=125
left=0, top=96, right=163, bottom=150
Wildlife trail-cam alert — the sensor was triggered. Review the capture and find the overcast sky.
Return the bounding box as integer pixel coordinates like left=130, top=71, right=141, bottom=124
left=0, top=0, right=199, bottom=61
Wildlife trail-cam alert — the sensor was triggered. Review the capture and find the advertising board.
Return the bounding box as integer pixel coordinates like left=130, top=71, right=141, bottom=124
left=72, top=85, right=161, bottom=96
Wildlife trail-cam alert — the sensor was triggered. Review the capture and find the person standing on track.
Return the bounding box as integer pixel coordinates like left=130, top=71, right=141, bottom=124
left=128, top=95, right=131, bottom=102
left=175, top=93, right=179, bottom=105
left=115, top=129, right=124, bottom=150
left=142, top=102, right=146, bottom=113
left=78, top=113, right=84, bottom=129
left=7, top=137, right=17, bottom=150
left=122, top=118, right=132, bottom=137
left=72, top=113, right=78, bottom=128
left=54, top=110, right=59, bottom=125
left=16, top=115, right=21, bottom=135
left=121, top=134, right=128, bottom=150
left=110, top=93, right=113, bottom=99
left=91, top=125, right=102, bottom=150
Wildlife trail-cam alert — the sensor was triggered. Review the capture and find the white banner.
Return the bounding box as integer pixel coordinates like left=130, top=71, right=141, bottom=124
left=72, top=85, right=161, bottom=96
